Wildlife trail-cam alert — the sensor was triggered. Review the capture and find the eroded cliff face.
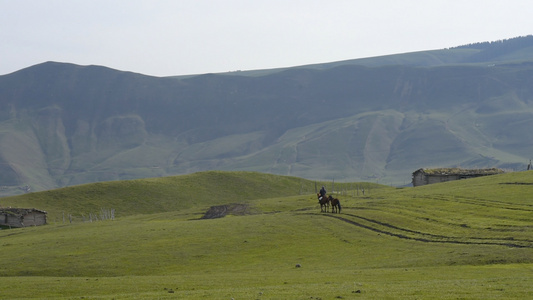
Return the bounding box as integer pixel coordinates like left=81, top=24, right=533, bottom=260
left=95, top=115, right=147, bottom=150
left=32, top=106, right=71, bottom=176
left=0, top=102, right=151, bottom=194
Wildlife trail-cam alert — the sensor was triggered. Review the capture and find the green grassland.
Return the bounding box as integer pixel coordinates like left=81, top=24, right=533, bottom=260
left=0, top=171, right=532, bottom=299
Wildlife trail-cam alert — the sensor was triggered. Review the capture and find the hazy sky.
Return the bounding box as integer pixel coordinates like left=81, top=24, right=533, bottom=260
left=1, top=0, right=532, bottom=77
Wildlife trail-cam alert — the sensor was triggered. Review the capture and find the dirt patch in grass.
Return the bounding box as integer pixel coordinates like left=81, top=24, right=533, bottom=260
left=201, top=203, right=249, bottom=219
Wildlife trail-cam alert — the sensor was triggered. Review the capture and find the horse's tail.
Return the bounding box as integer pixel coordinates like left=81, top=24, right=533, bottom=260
left=338, top=201, right=342, bottom=212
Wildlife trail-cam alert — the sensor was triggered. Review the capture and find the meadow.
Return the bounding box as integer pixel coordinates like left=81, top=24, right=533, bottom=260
left=0, top=171, right=532, bottom=299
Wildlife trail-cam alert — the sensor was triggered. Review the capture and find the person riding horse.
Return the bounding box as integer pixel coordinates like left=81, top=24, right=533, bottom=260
left=317, top=192, right=330, bottom=212
left=318, top=186, right=327, bottom=202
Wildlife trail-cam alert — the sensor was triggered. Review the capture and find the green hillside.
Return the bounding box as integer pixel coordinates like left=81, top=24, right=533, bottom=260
left=0, top=171, right=532, bottom=299
left=0, top=171, right=330, bottom=220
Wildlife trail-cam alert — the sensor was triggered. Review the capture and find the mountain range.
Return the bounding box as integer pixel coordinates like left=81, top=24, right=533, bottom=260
left=1, top=35, right=533, bottom=195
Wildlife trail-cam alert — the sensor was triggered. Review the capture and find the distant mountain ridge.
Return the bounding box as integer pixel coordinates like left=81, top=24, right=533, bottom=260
left=1, top=35, right=533, bottom=195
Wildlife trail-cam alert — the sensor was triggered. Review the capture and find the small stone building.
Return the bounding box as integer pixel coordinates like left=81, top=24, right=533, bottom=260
left=412, top=168, right=504, bottom=187
left=0, top=208, right=47, bottom=228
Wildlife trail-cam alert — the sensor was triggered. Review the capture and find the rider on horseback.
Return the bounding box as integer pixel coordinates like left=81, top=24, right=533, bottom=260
left=318, top=186, right=327, bottom=202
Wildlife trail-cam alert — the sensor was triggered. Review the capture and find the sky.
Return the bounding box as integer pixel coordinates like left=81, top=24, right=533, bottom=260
left=1, top=0, right=532, bottom=77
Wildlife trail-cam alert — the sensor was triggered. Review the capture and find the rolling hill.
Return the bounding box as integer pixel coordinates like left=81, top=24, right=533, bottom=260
left=0, top=171, right=532, bottom=299
left=1, top=36, right=533, bottom=195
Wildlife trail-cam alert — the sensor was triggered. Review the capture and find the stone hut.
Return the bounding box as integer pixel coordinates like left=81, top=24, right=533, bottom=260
left=412, top=168, right=504, bottom=187
left=0, top=208, right=47, bottom=228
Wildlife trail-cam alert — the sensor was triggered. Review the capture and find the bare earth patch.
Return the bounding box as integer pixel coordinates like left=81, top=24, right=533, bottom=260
left=201, top=204, right=249, bottom=219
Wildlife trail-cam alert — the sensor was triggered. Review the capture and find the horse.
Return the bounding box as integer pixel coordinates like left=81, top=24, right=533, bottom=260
left=317, top=193, right=330, bottom=212
left=328, top=195, right=342, bottom=213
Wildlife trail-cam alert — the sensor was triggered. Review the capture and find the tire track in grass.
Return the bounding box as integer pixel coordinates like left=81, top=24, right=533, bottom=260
left=316, top=213, right=532, bottom=248
left=428, top=195, right=533, bottom=212
left=344, top=212, right=533, bottom=244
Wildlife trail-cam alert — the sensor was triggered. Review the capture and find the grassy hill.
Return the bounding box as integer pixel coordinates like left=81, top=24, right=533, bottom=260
left=0, top=171, right=325, bottom=220
left=0, top=171, right=532, bottom=299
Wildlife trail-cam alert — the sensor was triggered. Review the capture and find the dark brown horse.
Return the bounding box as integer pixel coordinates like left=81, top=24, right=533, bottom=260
left=328, top=195, right=342, bottom=213
left=317, top=193, right=330, bottom=212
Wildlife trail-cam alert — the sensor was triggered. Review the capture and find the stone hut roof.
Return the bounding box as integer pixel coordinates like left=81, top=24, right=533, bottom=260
left=0, top=208, right=47, bottom=217
left=413, top=168, right=504, bottom=176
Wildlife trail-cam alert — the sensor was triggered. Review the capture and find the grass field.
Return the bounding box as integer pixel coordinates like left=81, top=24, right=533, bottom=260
left=0, top=171, right=532, bottom=299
